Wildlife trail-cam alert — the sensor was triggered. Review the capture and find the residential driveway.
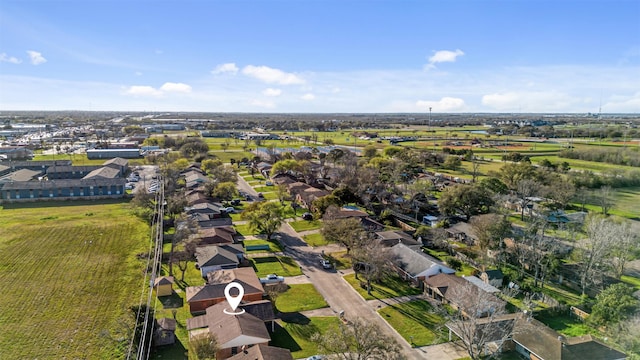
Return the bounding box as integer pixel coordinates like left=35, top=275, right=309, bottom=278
left=414, top=341, right=470, bottom=360
left=276, top=223, right=436, bottom=360
left=284, top=275, right=311, bottom=285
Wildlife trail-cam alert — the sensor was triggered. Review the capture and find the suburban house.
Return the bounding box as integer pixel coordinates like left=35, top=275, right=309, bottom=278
left=479, top=269, right=505, bottom=289
left=184, top=171, right=211, bottom=189
left=185, top=202, right=224, bottom=219
left=237, top=300, right=277, bottom=332
left=153, top=276, right=174, bottom=297
left=227, top=344, right=293, bottom=360
left=445, top=221, right=478, bottom=245
left=512, top=317, right=627, bottom=360
left=186, top=191, right=212, bottom=206
left=186, top=267, right=265, bottom=314
left=195, top=244, right=243, bottom=278
left=286, top=181, right=330, bottom=210
left=376, top=230, right=421, bottom=247
left=424, top=273, right=506, bottom=318
left=195, top=226, right=237, bottom=245
left=187, top=302, right=271, bottom=359
left=390, top=243, right=455, bottom=287
left=153, top=318, right=177, bottom=347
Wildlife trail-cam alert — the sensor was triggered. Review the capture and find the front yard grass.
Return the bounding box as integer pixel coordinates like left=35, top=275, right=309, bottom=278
left=270, top=316, right=341, bottom=359
left=621, top=275, right=640, bottom=291
left=289, top=219, right=323, bottom=232
left=243, top=239, right=283, bottom=253
left=343, top=273, right=422, bottom=300
left=326, top=250, right=353, bottom=270
left=303, top=232, right=329, bottom=247
left=251, top=256, right=303, bottom=277
left=275, top=284, right=328, bottom=313
left=234, top=223, right=256, bottom=236
left=378, top=300, right=449, bottom=346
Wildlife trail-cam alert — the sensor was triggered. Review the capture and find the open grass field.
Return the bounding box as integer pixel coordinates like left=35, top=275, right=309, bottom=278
left=378, top=300, right=448, bottom=346
left=275, top=284, right=328, bottom=313
left=0, top=200, right=149, bottom=359
left=343, top=273, right=422, bottom=300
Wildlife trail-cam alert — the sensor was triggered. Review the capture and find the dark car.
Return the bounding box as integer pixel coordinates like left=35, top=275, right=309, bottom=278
left=257, top=192, right=264, bottom=199
left=302, top=212, right=313, bottom=220
left=321, top=259, right=332, bottom=270
left=230, top=199, right=241, bottom=206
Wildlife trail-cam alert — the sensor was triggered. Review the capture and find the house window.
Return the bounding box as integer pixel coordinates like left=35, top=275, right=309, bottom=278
left=231, top=347, right=238, bottom=355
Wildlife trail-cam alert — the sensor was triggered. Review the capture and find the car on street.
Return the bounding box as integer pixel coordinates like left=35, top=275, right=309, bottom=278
left=302, top=212, right=313, bottom=220
left=320, top=259, right=332, bottom=269
left=265, top=180, right=273, bottom=186
left=257, top=192, right=264, bottom=199
left=306, top=356, right=325, bottom=360
left=259, top=274, right=285, bottom=284
left=223, top=207, right=235, bottom=214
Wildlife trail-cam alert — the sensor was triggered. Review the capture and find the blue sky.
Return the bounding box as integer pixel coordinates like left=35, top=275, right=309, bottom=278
left=1, top=0, right=639, bottom=113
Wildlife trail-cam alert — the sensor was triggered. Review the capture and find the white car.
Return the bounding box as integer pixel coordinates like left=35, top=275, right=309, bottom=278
left=260, top=274, right=285, bottom=284
left=306, top=356, right=325, bottom=360
left=223, top=207, right=235, bottom=214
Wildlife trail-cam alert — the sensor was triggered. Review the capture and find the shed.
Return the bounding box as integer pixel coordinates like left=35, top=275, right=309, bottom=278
left=154, top=276, right=174, bottom=297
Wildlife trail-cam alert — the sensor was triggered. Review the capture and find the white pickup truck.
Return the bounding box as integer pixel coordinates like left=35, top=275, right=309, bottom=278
left=260, top=274, right=285, bottom=284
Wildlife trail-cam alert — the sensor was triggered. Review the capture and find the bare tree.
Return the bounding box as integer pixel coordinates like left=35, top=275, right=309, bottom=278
left=577, top=214, right=617, bottom=295
left=313, top=317, right=405, bottom=360
left=597, top=185, right=615, bottom=215
left=169, top=215, right=199, bottom=276
left=321, top=212, right=367, bottom=254
left=609, top=220, right=639, bottom=279
left=516, top=179, right=542, bottom=221
left=352, top=241, right=396, bottom=295
left=442, top=282, right=515, bottom=360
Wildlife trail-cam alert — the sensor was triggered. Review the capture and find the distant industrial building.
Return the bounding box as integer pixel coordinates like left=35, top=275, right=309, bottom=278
left=0, top=178, right=126, bottom=202
left=86, top=148, right=141, bottom=159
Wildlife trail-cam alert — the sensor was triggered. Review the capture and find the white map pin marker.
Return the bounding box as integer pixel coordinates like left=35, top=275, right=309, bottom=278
left=223, top=282, right=246, bottom=315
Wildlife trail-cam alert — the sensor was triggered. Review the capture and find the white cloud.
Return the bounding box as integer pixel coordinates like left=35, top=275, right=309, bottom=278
left=262, top=88, right=282, bottom=97
left=160, top=82, right=192, bottom=93
left=301, top=93, right=315, bottom=100
left=0, top=53, right=21, bottom=64
left=604, top=92, right=640, bottom=113
left=250, top=99, right=276, bottom=108
left=135, top=71, right=143, bottom=76
left=481, top=91, right=583, bottom=112
left=416, top=97, right=466, bottom=111
left=425, top=49, right=464, bottom=70
left=242, top=65, right=305, bottom=85
left=125, top=85, right=163, bottom=97
left=26, top=50, right=47, bottom=65
left=211, top=62, right=239, bottom=75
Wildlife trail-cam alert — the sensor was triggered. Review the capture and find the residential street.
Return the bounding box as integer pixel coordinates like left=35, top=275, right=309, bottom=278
left=277, top=222, right=445, bottom=360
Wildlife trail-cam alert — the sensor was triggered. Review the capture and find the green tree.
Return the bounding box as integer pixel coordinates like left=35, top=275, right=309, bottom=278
left=590, top=283, right=639, bottom=327
left=188, top=332, right=219, bottom=360
left=312, top=194, right=341, bottom=216
left=201, top=158, right=223, bottom=174
left=443, top=155, right=462, bottom=171
left=241, top=202, right=285, bottom=241
left=320, top=214, right=366, bottom=254
left=211, top=181, right=238, bottom=202
left=438, top=184, right=494, bottom=220
left=470, top=214, right=512, bottom=262
left=271, top=159, right=301, bottom=175
left=363, top=144, right=378, bottom=159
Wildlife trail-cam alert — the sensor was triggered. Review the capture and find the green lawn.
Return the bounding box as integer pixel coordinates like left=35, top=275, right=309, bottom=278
left=253, top=185, right=275, bottom=193
left=535, top=309, right=596, bottom=337
left=343, top=273, right=422, bottom=300
left=234, top=223, right=256, bottom=236
left=378, top=300, right=449, bottom=346
left=303, top=233, right=329, bottom=247
left=275, top=284, right=328, bottom=313
left=0, top=200, right=150, bottom=359
left=326, top=251, right=353, bottom=270
left=289, top=219, right=323, bottom=232
left=621, top=275, right=640, bottom=291
left=270, top=316, right=341, bottom=359
left=251, top=256, right=303, bottom=277
left=243, top=239, right=283, bottom=253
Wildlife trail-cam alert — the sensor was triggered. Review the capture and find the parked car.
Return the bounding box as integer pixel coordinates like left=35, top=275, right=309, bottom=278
left=125, top=183, right=135, bottom=190
left=265, top=180, right=273, bottom=186
left=320, top=259, right=332, bottom=270
left=223, top=207, right=235, bottom=214
left=230, top=199, right=241, bottom=206
left=302, top=212, right=313, bottom=220
left=260, top=274, right=285, bottom=284
left=306, top=356, right=325, bottom=360
left=257, top=192, right=264, bottom=199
